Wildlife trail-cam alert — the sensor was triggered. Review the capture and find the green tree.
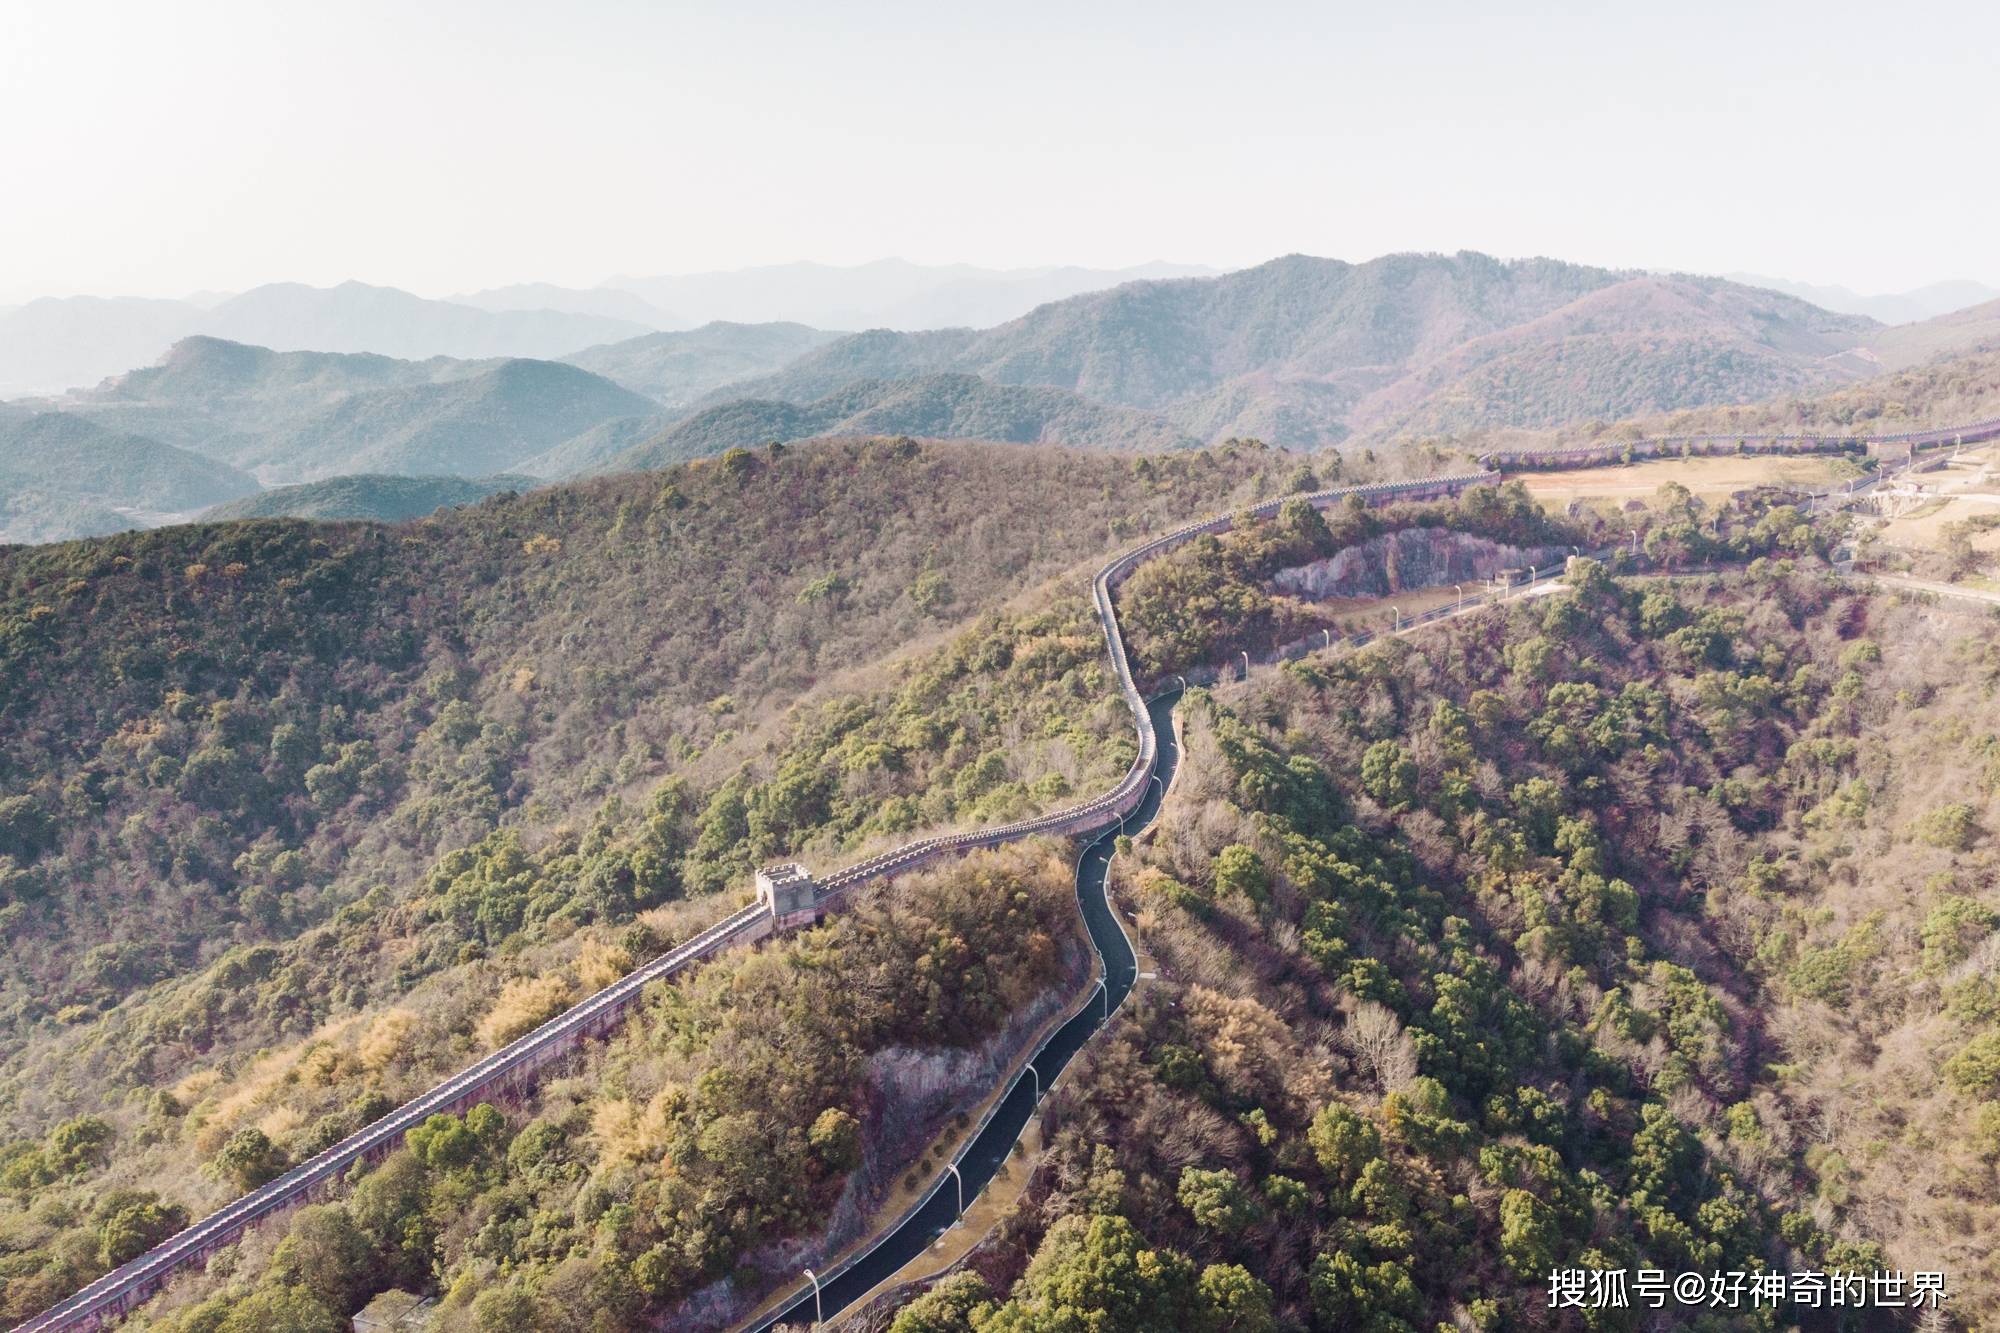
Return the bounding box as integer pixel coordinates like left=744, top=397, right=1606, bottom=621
left=211, top=1127, right=287, bottom=1191
left=1309, top=1250, right=1420, bottom=1332
left=95, top=1192, right=188, bottom=1267
left=981, top=1214, right=1197, bottom=1333
left=1360, top=740, right=1417, bottom=810
left=808, top=1107, right=862, bottom=1174
left=1176, top=1166, right=1260, bottom=1234
left=1307, top=1102, right=1381, bottom=1190
left=269, top=1204, right=373, bottom=1313
left=1195, top=1262, right=1275, bottom=1333
left=47, top=1115, right=113, bottom=1174
left=1498, top=1187, right=1561, bottom=1277
left=889, top=1271, right=993, bottom=1333
left=1212, top=845, right=1270, bottom=905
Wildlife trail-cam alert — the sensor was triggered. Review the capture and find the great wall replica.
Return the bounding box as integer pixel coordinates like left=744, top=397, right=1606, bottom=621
left=20, top=417, right=2000, bottom=1331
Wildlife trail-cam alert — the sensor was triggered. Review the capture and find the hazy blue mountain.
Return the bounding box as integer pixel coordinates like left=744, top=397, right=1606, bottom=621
left=60, top=337, right=656, bottom=481
left=711, top=253, right=1882, bottom=445
left=451, top=283, right=679, bottom=327
left=233, top=359, right=661, bottom=480
left=0, top=283, right=651, bottom=398
left=201, top=473, right=537, bottom=522
left=606, top=259, right=1218, bottom=332
left=61, top=337, right=497, bottom=460
left=197, top=281, right=646, bottom=361
left=0, top=296, right=202, bottom=396
left=603, top=372, right=1196, bottom=472
left=560, top=322, right=844, bottom=407
left=512, top=415, right=671, bottom=478
left=1728, top=273, right=2000, bottom=324
left=0, top=412, right=257, bottom=543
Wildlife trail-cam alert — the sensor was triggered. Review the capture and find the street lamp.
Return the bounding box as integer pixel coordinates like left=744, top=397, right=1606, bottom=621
left=803, top=1269, right=822, bottom=1328
left=1391, top=605, right=1402, bottom=631
left=1239, top=650, right=1250, bottom=679
left=1454, top=583, right=1464, bottom=611
left=945, top=1161, right=964, bottom=1219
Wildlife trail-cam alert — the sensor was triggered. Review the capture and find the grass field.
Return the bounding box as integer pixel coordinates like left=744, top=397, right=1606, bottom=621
left=1514, top=454, right=1858, bottom=508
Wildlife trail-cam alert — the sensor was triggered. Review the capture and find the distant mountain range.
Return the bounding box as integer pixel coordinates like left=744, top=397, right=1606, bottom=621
left=201, top=473, right=536, bottom=522
left=10, top=250, right=2000, bottom=545
left=694, top=253, right=1897, bottom=445
left=0, top=283, right=650, bottom=397
left=599, top=372, right=1199, bottom=474
left=560, top=322, right=843, bottom=408
left=1727, top=273, right=2000, bottom=325
left=63, top=337, right=658, bottom=481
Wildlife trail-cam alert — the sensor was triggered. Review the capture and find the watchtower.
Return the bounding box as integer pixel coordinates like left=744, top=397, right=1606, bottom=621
left=756, top=862, right=820, bottom=932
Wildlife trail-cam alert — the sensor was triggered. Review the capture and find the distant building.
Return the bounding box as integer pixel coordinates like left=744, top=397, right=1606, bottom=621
left=1868, top=440, right=1914, bottom=465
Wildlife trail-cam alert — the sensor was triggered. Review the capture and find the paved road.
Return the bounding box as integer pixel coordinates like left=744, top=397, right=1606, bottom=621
left=746, top=689, right=1181, bottom=1332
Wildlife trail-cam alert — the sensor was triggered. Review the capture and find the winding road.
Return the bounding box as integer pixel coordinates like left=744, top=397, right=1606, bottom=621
left=746, top=690, right=1178, bottom=1332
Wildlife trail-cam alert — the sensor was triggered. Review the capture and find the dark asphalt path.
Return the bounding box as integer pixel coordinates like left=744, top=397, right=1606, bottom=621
left=750, top=689, right=1182, bottom=1330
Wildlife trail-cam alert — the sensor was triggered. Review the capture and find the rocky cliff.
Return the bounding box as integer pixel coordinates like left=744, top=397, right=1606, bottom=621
left=1271, top=527, right=1567, bottom=600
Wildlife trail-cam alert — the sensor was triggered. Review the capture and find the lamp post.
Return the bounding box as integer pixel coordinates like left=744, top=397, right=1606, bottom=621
left=1454, top=583, right=1464, bottom=612
left=1239, top=650, right=1250, bottom=680
left=1026, top=1062, right=1040, bottom=1100
left=1391, top=605, right=1402, bottom=631
left=803, top=1269, right=822, bottom=1328
left=945, top=1161, right=964, bottom=1219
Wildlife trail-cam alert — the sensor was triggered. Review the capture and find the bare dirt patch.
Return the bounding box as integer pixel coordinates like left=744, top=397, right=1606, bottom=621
left=1514, top=454, right=1856, bottom=508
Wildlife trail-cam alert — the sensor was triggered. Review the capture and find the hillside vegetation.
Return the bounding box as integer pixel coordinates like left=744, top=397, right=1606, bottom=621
left=0, top=438, right=1308, bottom=1324
left=559, top=321, right=841, bottom=408
left=200, top=475, right=540, bottom=523
left=888, top=548, right=2000, bottom=1329
left=1460, top=342, right=2000, bottom=459
left=52, top=338, right=656, bottom=485
left=605, top=373, right=1197, bottom=473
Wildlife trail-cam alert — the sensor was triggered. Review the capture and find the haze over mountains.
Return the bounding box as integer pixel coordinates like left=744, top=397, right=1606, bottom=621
left=1728, top=272, right=2000, bottom=325
left=0, top=262, right=1218, bottom=399
left=7, top=250, right=2000, bottom=545
left=0, top=284, right=647, bottom=399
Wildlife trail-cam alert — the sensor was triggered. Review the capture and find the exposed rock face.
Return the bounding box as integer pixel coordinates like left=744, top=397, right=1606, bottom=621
left=1272, top=527, right=1567, bottom=600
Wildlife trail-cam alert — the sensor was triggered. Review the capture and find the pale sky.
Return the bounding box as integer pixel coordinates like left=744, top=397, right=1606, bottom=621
left=3, top=0, right=1994, bottom=303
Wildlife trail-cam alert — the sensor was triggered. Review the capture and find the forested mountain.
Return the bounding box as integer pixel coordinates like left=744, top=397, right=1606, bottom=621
left=559, top=321, right=842, bottom=407
left=1347, top=275, right=1874, bottom=438
left=0, top=414, right=257, bottom=543
left=0, top=438, right=1304, bottom=1327
left=56, top=338, right=658, bottom=483
left=705, top=254, right=1885, bottom=447
left=510, top=415, right=670, bottom=479
left=200, top=474, right=538, bottom=522
left=225, top=359, right=659, bottom=480
left=1471, top=340, right=2000, bottom=452
left=603, top=373, right=1198, bottom=472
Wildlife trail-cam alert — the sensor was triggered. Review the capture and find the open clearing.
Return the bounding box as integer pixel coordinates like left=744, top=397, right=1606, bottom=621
left=1868, top=443, right=2000, bottom=551
left=1514, top=453, right=1857, bottom=508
